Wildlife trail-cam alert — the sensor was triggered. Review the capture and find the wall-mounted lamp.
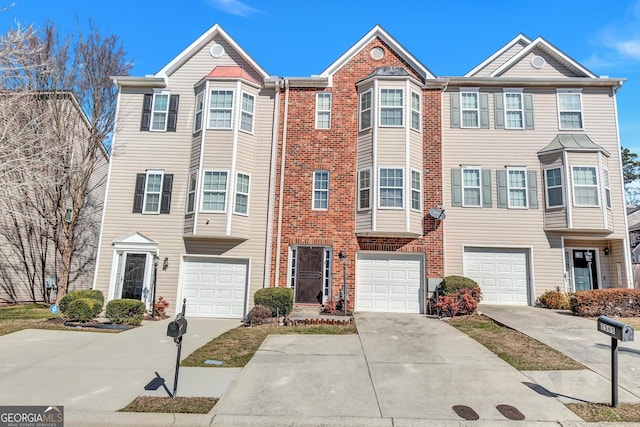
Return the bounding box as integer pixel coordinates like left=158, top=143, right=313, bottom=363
left=604, top=247, right=610, bottom=256
left=163, top=257, right=169, bottom=270
left=338, top=250, right=348, bottom=315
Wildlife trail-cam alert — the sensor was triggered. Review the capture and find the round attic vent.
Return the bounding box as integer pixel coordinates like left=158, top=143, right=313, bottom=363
left=210, top=43, right=225, bottom=58
left=370, top=47, right=385, bottom=60
left=531, top=55, right=546, bottom=69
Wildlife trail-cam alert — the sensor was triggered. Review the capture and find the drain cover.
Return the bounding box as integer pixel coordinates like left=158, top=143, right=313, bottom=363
left=497, top=404, right=525, bottom=420
left=452, top=405, right=479, bottom=420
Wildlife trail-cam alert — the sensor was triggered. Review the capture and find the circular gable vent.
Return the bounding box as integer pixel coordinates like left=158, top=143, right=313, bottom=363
left=210, top=43, right=225, bottom=58
left=531, top=55, right=546, bottom=69
left=370, top=47, right=385, bottom=60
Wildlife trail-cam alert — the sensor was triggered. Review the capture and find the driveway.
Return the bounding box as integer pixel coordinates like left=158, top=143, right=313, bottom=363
left=0, top=317, right=239, bottom=412
left=212, top=312, right=581, bottom=424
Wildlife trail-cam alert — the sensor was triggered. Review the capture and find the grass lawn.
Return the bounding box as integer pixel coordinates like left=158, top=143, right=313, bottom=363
left=119, top=396, right=217, bottom=414
left=182, top=323, right=357, bottom=368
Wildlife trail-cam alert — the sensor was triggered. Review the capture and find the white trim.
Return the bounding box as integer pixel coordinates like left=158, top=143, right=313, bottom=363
left=186, top=169, right=198, bottom=214
left=193, top=91, right=204, bottom=133
left=410, top=169, right=422, bottom=212
left=571, top=165, right=599, bottom=207
left=142, top=170, right=164, bottom=214
left=566, top=247, right=602, bottom=292
left=207, top=88, right=235, bottom=130
left=372, top=80, right=378, bottom=231
left=359, top=90, right=372, bottom=131
left=405, top=81, right=411, bottom=231
left=461, top=166, right=482, bottom=207
left=503, top=88, right=524, bottom=130
left=227, top=80, right=242, bottom=235
left=315, top=92, right=332, bottom=129
left=378, top=167, right=404, bottom=209
left=544, top=166, right=564, bottom=209
left=506, top=167, right=528, bottom=209
left=357, top=168, right=372, bottom=211
left=563, top=151, right=572, bottom=227
left=410, top=90, right=421, bottom=132
left=465, top=34, right=532, bottom=77
left=312, top=170, right=330, bottom=210
left=239, top=90, right=256, bottom=134
left=233, top=172, right=251, bottom=216
left=201, top=170, right=229, bottom=213
left=557, top=89, right=584, bottom=131
left=288, top=246, right=333, bottom=304
left=379, top=87, right=404, bottom=128
left=460, top=88, right=480, bottom=129
left=150, top=90, right=170, bottom=132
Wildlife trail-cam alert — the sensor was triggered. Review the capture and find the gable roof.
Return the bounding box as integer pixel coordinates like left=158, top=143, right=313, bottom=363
left=156, top=24, right=269, bottom=80
left=489, top=36, right=597, bottom=78
left=320, top=25, right=435, bottom=81
left=465, top=34, right=532, bottom=77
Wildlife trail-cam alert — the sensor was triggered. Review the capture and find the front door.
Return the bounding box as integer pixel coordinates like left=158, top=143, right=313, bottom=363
left=122, top=253, right=146, bottom=300
left=573, top=250, right=598, bottom=291
left=295, top=247, right=324, bottom=304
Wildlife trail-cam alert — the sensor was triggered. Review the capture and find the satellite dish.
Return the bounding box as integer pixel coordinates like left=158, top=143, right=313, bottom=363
left=428, top=208, right=446, bottom=220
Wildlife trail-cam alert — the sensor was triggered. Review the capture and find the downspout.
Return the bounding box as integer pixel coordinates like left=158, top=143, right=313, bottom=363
left=92, top=85, right=121, bottom=292
left=440, top=80, right=448, bottom=276
left=264, top=79, right=282, bottom=288
left=194, top=81, right=209, bottom=235
left=274, top=79, right=290, bottom=287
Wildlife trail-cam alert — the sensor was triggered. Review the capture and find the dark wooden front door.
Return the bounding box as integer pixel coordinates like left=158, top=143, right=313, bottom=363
left=122, top=253, right=146, bottom=300
left=295, top=247, right=324, bottom=304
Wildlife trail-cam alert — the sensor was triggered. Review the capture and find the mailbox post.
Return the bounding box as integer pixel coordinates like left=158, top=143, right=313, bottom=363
left=597, top=316, right=634, bottom=407
left=166, top=298, right=187, bottom=398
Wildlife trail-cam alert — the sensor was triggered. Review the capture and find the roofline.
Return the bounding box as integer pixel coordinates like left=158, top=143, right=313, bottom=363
left=319, top=24, right=436, bottom=81
left=490, top=37, right=598, bottom=78
left=465, top=33, right=532, bottom=77
left=537, top=146, right=611, bottom=157
left=440, top=77, right=626, bottom=88
left=111, top=76, right=167, bottom=88
left=155, top=24, right=269, bottom=80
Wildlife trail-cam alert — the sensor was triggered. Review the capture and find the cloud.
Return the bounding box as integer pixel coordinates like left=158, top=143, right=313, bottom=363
left=208, top=0, right=261, bottom=17
left=593, top=0, right=640, bottom=64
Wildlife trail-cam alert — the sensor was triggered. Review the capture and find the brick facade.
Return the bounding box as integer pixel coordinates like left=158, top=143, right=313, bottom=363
left=270, top=38, right=443, bottom=310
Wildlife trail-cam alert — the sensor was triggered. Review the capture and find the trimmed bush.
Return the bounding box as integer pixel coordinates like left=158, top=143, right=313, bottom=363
left=570, top=289, right=640, bottom=317
left=65, top=298, right=100, bottom=322
left=247, top=305, right=274, bottom=325
left=441, top=275, right=479, bottom=295
left=435, top=287, right=482, bottom=317
left=254, top=287, right=293, bottom=316
left=60, top=289, right=104, bottom=314
left=106, top=299, right=146, bottom=326
left=538, top=290, right=571, bottom=310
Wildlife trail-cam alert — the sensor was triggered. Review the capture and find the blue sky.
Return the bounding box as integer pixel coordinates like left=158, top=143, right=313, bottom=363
left=2, top=0, right=640, bottom=154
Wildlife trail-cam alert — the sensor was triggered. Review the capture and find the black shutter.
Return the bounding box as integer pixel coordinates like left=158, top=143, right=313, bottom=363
left=133, top=173, right=146, bottom=213
left=140, top=94, right=152, bottom=131
left=160, top=174, right=173, bottom=214
left=167, top=95, right=179, bottom=132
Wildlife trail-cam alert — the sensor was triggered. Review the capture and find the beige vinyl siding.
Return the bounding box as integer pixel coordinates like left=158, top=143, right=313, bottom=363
left=376, top=128, right=407, bottom=164
left=566, top=152, right=605, bottom=230
left=442, top=81, right=628, bottom=296
left=357, top=133, right=373, bottom=167
left=502, top=50, right=579, bottom=78
left=565, top=238, right=624, bottom=289
left=94, top=34, right=275, bottom=315
left=470, top=40, right=529, bottom=77
left=376, top=209, right=406, bottom=231
left=540, top=154, right=567, bottom=229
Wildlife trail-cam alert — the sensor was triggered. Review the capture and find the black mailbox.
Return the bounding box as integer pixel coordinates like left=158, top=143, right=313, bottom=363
left=167, top=317, right=188, bottom=338
left=597, top=316, right=634, bottom=342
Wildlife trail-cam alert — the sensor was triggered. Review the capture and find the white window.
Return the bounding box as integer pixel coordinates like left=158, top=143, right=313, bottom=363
left=234, top=173, right=250, bottom=215
left=544, top=167, right=563, bottom=208
left=151, top=92, right=169, bottom=131
left=208, top=90, right=234, bottom=129
left=411, top=91, right=421, bottom=131
left=379, top=168, right=403, bottom=208
left=193, top=92, right=204, bottom=132
left=240, top=92, right=255, bottom=133
left=572, top=166, right=598, bottom=206
left=460, top=90, right=479, bottom=128
left=202, top=171, right=228, bottom=212
left=411, top=169, right=421, bottom=211
left=558, top=90, right=583, bottom=130
left=360, top=90, right=372, bottom=131
left=358, top=169, right=371, bottom=210
left=462, top=167, right=482, bottom=207
left=604, top=168, right=611, bottom=209
left=316, top=93, right=331, bottom=129
left=186, top=171, right=197, bottom=214
left=143, top=170, right=163, bottom=214
left=504, top=90, right=523, bottom=129
left=507, top=168, right=527, bottom=208
left=380, top=88, right=403, bottom=127
left=313, top=170, right=329, bottom=210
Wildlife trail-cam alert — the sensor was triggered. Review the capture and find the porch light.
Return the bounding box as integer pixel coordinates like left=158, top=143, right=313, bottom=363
left=604, top=247, right=610, bottom=256
left=338, top=250, right=347, bottom=315
left=163, top=257, right=169, bottom=271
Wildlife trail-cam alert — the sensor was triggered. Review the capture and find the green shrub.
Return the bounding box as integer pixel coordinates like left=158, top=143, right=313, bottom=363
left=570, top=289, right=640, bottom=317
left=65, top=298, right=100, bottom=322
left=441, top=275, right=479, bottom=295
left=538, top=290, right=571, bottom=310
left=106, top=299, right=146, bottom=326
left=247, top=305, right=274, bottom=325
left=254, top=287, right=294, bottom=316
left=60, top=289, right=104, bottom=314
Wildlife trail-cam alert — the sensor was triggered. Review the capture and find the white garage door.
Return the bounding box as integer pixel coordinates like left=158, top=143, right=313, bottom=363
left=356, top=253, right=423, bottom=313
left=181, top=258, right=248, bottom=318
left=463, top=248, right=529, bottom=305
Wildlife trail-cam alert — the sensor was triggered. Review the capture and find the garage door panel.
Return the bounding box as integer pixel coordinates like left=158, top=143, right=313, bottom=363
left=356, top=253, right=423, bottom=314
left=464, top=248, right=528, bottom=305
left=182, top=258, right=247, bottom=318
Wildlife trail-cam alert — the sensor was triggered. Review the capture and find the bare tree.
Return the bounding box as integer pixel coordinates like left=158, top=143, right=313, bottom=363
left=0, top=22, right=130, bottom=303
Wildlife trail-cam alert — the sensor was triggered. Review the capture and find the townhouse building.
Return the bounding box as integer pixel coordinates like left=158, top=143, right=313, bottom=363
left=94, top=25, right=630, bottom=317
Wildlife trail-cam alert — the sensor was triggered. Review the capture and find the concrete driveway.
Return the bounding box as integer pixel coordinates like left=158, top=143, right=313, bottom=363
left=212, top=312, right=581, bottom=425
left=0, top=317, right=239, bottom=412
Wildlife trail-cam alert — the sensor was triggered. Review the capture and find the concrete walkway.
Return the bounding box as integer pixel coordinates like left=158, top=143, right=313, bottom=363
left=480, top=304, right=640, bottom=405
